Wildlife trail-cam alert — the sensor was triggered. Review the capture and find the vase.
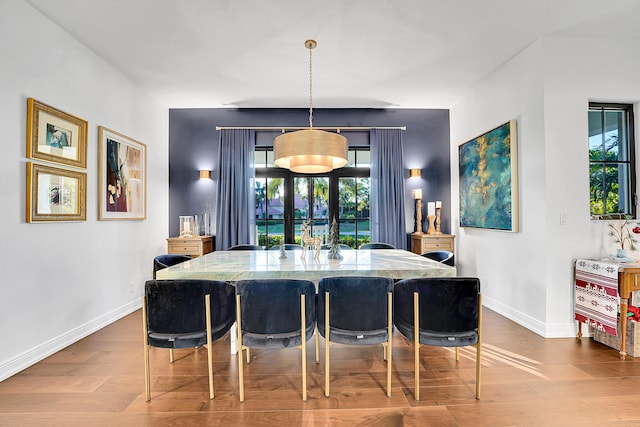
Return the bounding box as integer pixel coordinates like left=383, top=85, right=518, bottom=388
left=617, top=248, right=627, bottom=258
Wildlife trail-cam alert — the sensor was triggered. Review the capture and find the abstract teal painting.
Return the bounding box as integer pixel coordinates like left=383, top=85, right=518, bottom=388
left=459, top=120, right=518, bottom=231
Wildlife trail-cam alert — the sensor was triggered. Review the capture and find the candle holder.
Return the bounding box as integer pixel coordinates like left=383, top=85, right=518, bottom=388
left=412, top=189, right=423, bottom=235
left=426, top=214, right=436, bottom=234
left=415, top=198, right=423, bottom=234
left=179, top=215, right=195, bottom=238
left=435, top=207, right=442, bottom=234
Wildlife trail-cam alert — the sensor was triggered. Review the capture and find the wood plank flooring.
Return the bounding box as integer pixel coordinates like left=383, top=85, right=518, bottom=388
left=0, top=308, right=638, bottom=426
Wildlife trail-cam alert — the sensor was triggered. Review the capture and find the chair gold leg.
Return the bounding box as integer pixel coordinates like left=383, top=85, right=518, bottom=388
left=169, top=348, right=174, bottom=363
left=236, top=294, right=245, bottom=402
left=476, top=294, right=483, bottom=400
left=387, top=291, right=392, bottom=398
left=301, top=294, right=307, bottom=401
left=414, top=292, right=420, bottom=401
left=246, top=346, right=250, bottom=364
left=205, top=294, right=214, bottom=399
left=142, top=296, right=151, bottom=402
left=455, top=347, right=460, bottom=361
left=325, top=291, right=330, bottom=397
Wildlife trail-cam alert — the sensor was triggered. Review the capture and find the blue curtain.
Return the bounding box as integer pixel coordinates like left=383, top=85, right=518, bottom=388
left=370, top=129, right=407, bottom=249
left=215, top=130, right=255, bottom=250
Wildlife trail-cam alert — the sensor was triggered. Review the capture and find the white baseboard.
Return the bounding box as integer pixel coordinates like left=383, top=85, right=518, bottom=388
left=0, top=299, right=141, bottom=382
left=483, top=295, right=578, bottom=338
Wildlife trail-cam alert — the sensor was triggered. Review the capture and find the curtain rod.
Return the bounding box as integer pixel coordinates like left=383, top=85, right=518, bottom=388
left=215, top=126, right=406, bottom=131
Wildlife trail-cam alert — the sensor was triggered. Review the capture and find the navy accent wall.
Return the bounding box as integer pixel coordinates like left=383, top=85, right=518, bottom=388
left=168, top=108, right=450, bottom=240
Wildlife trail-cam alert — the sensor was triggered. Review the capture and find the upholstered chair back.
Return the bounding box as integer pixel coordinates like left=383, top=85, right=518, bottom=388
left=421, top=250, right=455, bottom=266
left=393, top=277, right=479, bottom=346
left=317, top=276, right=393, bottom=344
left=359, top=242, right=395, bottom=249
left=152, top=254, right=191, bottom=279
left=228, top=244, right=263, bottom=250
left=145, top=279, right=235, bottom=348
left=235, top=279, right=316, bottom=349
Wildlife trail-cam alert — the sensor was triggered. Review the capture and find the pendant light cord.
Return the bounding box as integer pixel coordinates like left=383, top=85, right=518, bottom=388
left=308, top=42, right=313, bottom=129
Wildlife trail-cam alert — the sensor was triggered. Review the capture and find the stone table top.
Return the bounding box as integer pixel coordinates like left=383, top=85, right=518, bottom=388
left=156, top=249, right=456, bottom=283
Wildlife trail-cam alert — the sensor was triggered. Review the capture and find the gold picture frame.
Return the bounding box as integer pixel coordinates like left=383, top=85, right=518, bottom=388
left=98, top=126, right=147, bottom=220
left=26, top=162, right=86, bottom=222
left=26, top=98, right=88, bottom=168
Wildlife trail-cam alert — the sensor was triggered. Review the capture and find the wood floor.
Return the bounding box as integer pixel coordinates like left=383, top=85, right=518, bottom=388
left=0, top=309, right=639, bottom=426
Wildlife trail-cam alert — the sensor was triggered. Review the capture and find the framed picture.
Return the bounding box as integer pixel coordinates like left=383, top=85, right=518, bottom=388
left=26, top=98, right=88, bottom=168
left=459, top=120, right=518, bottom=231
left=98, top=126, right=146, bottom=220
left=26, top=162, right=86, bottom=222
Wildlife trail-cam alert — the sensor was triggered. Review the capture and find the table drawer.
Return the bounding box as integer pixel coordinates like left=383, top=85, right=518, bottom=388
left=421, top=241, right=453, bottom=251
left=628, top=273, right=640, bottom=293
left=169, top=243, right=201, bottom=255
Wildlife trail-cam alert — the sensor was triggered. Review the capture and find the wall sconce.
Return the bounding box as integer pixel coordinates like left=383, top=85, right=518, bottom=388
left=199, top=169, right=211, bottom=179
left=409, top=168, right=421, bottom=178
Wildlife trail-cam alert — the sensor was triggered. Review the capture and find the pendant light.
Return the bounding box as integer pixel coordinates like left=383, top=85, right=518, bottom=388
left=273, top=40, right=348, bottom=173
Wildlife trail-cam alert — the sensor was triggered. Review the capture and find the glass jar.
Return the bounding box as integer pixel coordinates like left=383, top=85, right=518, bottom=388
left=179, top=215, right=195, bottom=238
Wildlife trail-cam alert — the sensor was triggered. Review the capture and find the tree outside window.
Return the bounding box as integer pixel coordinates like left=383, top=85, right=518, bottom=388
left=255, top=148, right=370, bottom=248
left=588, top=103, right=636, bottom=218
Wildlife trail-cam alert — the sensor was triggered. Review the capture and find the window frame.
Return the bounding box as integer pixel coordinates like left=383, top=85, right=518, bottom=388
left=588, top=102, right=636, bottom=219
left=255, top=147, right=370, bottom=246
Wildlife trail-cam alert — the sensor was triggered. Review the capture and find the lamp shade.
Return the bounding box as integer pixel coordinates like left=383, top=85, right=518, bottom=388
left=274, top=129, right=348, bottom=173
left=412, top=189, right=422, bottom=200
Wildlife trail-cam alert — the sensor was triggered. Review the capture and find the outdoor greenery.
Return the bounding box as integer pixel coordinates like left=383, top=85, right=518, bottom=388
left=589, top=134, right=623, bottom=215
left=338, top=178, right=370, bottom=218
left=588, top=105, right=634, bottom=218
left=255, top=173, right=371, bottom=247
left=256, top=233, right=370, bottom=249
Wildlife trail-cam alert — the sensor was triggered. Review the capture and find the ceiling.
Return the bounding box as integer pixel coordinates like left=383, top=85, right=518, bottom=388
left=25, top=0, right=640, bottom=109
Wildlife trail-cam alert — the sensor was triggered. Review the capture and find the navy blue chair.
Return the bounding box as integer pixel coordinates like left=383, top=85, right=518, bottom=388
left=235, top=278, right=317, bottom=401
left=228, top=244, right=263, bottom=251
left=393, top=277, right=482, bottom=401
left=421, top=250, right=455, bottom=266
left=268, top=244, right=304, bottom=250
left=317, top=276, right=394, bottom=397
left=142, top=279, right=236, bottom=401
left=152, top=254, right=191, bottom=279
left=359, top=242, right=395, bottom=250
left=320, top=243, right=353, bottom=250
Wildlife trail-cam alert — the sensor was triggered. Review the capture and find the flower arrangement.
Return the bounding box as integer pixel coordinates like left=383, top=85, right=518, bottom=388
left=608, top=215, right=638, bottom=251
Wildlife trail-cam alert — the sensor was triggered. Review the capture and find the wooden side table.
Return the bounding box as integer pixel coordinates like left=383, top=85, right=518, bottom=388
left=618, top=265, right=640, bottom=359
left=411, top=233, right=455, bottom=255
left=166, top=235, right=214, bottom=257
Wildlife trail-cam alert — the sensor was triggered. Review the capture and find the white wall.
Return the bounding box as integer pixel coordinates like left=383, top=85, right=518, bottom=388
left=450, top=35, right=640, bottom=337
left=0, top=0, right=168, bottom=380
left=542, top=35, right=640, bottom=330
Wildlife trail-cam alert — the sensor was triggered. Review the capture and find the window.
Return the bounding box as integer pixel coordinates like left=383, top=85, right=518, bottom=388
left=588, top=103, right=636, bottom=218
left=254, top=148, right=370, bottom=248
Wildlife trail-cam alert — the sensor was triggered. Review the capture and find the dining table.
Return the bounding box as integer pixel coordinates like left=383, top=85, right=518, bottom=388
left=155, top=248, right=456, bottom=283
left=156, top=248, right=457, bottom=353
